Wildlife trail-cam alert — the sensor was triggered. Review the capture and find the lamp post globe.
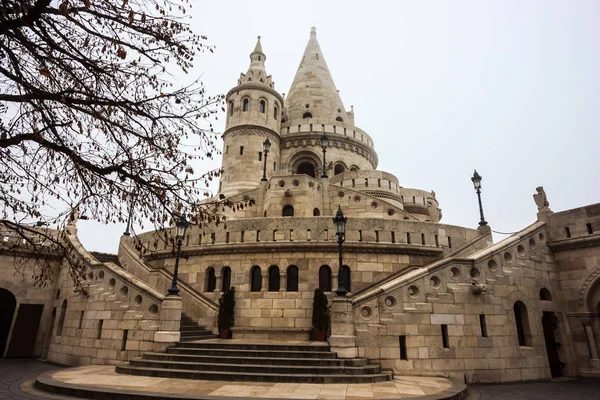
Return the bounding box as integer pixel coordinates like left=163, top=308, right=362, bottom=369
left=168, top=215, right=189, bottom=295
left=333, top=205, right=348, bottom=296
left=320, top=133, right=329, bottom=178
left=471, top=170, right=488, bottom=226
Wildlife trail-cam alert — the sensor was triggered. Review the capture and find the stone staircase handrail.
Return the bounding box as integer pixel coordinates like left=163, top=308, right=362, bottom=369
left=350, top=221, right=546, bottom=306
left=119, top=235, right=218, bottom=312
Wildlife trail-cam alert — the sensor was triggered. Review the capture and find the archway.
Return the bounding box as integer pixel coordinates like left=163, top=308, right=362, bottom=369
left=0, top=288, right=16, bottom=357
left=542, top=312, right=562, bottom=377
left=334, top=164, right=346, bottom=175
left=296, top=161, right=316, bottom=178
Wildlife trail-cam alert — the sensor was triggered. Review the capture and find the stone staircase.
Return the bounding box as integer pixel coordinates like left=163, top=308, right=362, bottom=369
left=179, top=313, right=215, bottom=341
left=116, top=340, right=392, bottom=383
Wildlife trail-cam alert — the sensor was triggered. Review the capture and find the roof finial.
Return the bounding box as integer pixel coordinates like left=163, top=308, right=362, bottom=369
left=258, top=35, right=261, bottom=40
left=310, top=26, right=317, bottom=37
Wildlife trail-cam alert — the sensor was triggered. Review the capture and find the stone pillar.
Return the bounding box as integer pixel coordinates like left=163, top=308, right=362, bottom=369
left=154, top=295, right=182, bottom=343
left=321, top=177, right=330, bottom=216
left=257, top=181, right=268, bottom=218
left=214, top=273, right=222, bottom=295
left=261, top=272, right=268, bottom=292
left=329, top=297, right=357, bottom=358
left=280, top=271, right=287, bottom=292
left=583, top=318, right=599, bottom=360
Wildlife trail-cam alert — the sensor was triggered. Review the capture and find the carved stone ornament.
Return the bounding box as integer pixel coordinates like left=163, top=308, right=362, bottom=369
left=533, top=186, right=551, bottom=212
left=471, top=283, right=488, bottom=295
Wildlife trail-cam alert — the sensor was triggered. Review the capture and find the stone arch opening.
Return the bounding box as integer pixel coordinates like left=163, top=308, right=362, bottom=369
left=313, top=208, right=320, bottom=216
left=287, top=266, right=299, bottom=292
left=297, top=162, right=316, bottom=178
left=282, top=205, right=294, bottom=217
left=334, top=163, right=346, bottom=175
left=514, top=301, right=532, bottom=346
left=268, top=266, right=280, bottom=292
left=319, top=265, right=332, bottom=292
left=250, top=266, right=262, bottom=292
left=540, top=288, right=552, bottom=301
left=205, top=267, right=216, bottom=292
left=0, top=288, right=16, bottom=357
left=221, top=267, right=231, bottom=292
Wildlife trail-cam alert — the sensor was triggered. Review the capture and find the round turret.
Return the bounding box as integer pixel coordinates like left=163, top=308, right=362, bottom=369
left=219, top=37, right=284, bottom=197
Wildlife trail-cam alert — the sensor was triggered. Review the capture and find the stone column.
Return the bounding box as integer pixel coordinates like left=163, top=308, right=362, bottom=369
left=329, top=297, right=357, bottom=358
left=583, top=318, right=599, bottom=360
left=321, top=177, right=330, bottom=216
left=280, top=271, right=287, bottom=292
left=154, top=295, right=182, bottom=343
left=257, top=181, right=268, bottom=218
left=214, top=273, right=222, bottom=295
left=261, top=272, right=268, bottom=292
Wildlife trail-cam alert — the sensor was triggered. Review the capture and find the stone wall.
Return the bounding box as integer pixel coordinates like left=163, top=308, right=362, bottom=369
left=350, top=222, right=575, bottom=383
left=46, top=223, right=182, bottom=366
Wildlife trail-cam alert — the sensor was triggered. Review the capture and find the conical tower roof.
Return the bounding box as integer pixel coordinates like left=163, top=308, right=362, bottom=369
left=236, top=36, right=274, bottom=88
left=284, top=27, right=348, bottom=123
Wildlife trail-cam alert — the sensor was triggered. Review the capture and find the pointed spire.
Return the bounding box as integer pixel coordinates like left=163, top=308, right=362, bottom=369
left=284, top=27, right=348, bottom=123
left=251, top=36, right=264, bottom=59
left=241, top=35, right=272, bottom=87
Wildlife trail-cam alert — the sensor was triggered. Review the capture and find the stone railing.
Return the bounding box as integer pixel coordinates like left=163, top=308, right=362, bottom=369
left=46, top=221, right=183, bottom=365
left=118, top=235, right=218, bottom=329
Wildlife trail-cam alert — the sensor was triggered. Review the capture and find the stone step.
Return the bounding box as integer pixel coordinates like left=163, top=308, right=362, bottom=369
left=128, top=358, right=382, bottom=375
left=172, top=341, right=330, bottom=352
left=141, top=352, right=367, bottom=366
left=179, top=335, right=215, bottom=341
left=115, top=364, right=392, bottom=384
left=168, top=346, right=337, bottom=359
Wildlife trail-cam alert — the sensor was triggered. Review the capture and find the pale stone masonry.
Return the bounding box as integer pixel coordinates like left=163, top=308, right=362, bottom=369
left=1, top=28, right=600, bottom=384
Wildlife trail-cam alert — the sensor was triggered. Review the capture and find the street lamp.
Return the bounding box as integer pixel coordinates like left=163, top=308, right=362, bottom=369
left=320, top=133, right=329, bottom=178
left=261, top=138, right=271, bottom=182
left=471, top=170, right=488, bottom=226
left=167, top=215, right=189, bottom=295
left=333, top=205, right=348, bottom=296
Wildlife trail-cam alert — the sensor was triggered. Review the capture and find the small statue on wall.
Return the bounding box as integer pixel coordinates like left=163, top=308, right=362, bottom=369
left=533, top=186, right=551, bottom=212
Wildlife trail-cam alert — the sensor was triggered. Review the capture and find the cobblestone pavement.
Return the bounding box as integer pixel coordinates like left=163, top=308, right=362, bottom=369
left=0, top=359, right=61, bottom=400
left=473, top=378, right=600, bottom=400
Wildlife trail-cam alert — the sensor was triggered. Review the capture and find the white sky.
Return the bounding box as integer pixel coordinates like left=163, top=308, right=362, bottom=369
left=77, top=0, right=600, bottom=253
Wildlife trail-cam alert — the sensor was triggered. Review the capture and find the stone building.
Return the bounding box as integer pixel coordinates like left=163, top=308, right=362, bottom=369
left=1, top=28, right=600, bottom=384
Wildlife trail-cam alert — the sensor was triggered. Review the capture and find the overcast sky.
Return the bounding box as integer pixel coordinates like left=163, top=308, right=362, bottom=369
left=77, top=0, right=600, bottom=253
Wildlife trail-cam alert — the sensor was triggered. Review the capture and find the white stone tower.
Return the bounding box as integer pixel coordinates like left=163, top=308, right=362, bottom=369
left=219, top=37, right=284, bottom=197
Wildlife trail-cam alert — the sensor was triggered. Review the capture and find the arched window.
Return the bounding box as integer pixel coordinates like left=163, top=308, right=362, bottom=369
left=263, top=210, right=267, bottom=217
left=313, top=208, right=320, bottom=216
left=274, top=106, right=278, bottom=120
left=340, top=265, right=351, bottom=293
left=268, top=266, right=280, bottom=291
left=229, top=101, right=234, bottom=116
left=297, top=161, right=316, bottom=178
left=282, top=205, right=294, bottom=217
left=242, top=98, right=249, bottom=112
left=221, top=267, right=231, bottom=292
left=303, top=112, right=312, bottom=119
left=319, top=265, right=332, bottom=292
left=57, top=300, right=67, bottom=337
left=205, top=267, right=216, bottom=292
left=336, top=117, right=343, bottom=122
left=259, top=100, right=266, bottom=113
left=514, top=301, right=531, bottom=346
left=250, top=266, right=262, bottom=292
left=334, top=164, right=345, bottom=175
left=287, top=266, right=299, bottom=292
left=350, top=166, right=359, bottom=171
left=540, top=288, right=552, bottom=301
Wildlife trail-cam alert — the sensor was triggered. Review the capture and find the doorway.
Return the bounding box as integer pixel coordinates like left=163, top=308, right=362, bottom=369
left=5, top=304, right=44, bottom=358
left=542, top=311, right=562, bottom=378
left=0, top=288, right=17, bottom=357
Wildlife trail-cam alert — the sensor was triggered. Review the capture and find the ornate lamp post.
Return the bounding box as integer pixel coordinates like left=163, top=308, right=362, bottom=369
left=471, top=170, right=488, bottom=226
left=261, top=138, right=271, bottom=182
left=167, top=215, right=189, bottom=295
left=333, top=205, right=348, bottom=296
left=320, top=133, right=329, bottom=178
